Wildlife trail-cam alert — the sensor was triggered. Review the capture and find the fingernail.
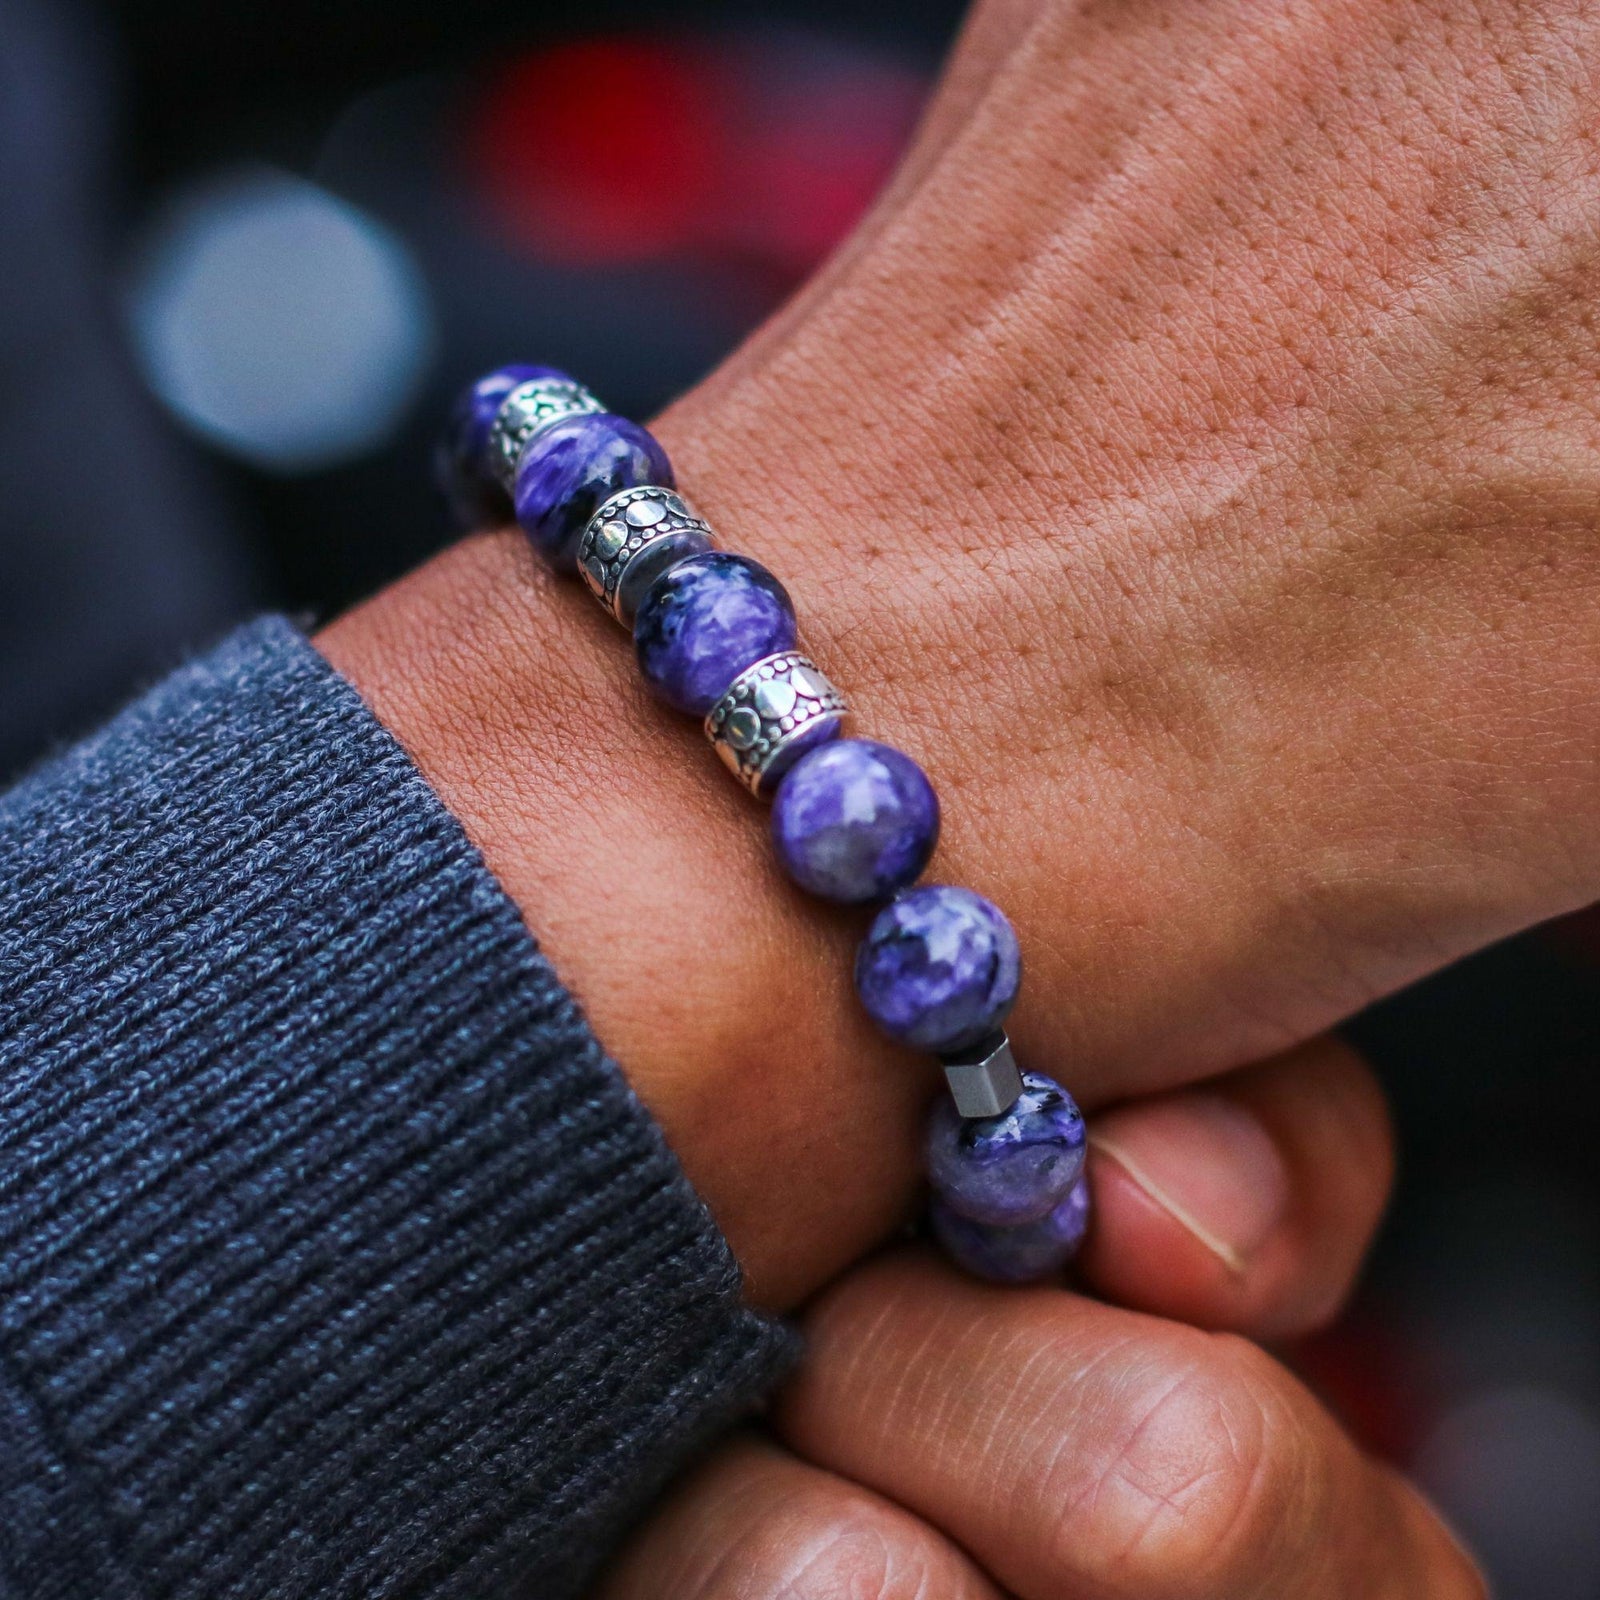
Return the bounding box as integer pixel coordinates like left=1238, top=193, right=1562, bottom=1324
left=1090, top=1092, right=1290, bottom=1272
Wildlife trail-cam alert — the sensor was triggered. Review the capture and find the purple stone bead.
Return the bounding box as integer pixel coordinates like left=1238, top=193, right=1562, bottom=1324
left=931, top=1175, right=1091, bottom=1284
left=926, top=1071, right=1086, bottom=1226
left=771, top=739, right=940, bottom=904
left=854, top=884, right=1021, bottom=1054
left=633, top=552, right=798, bottom=716
left=756, top=714, right=844, bottom=799
left=438, top=363, right=566, bottom=526
left=514, top=412, right=673, bottom=573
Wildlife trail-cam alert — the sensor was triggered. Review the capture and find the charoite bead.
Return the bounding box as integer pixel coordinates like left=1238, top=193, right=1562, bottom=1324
left=930, top=1177, right=1091, bottom=1284
left=634, top=552, right=798, bottom=716
left=437, top=363, right=565, bottom=525
left=771, top=738, right=939, bottom=904
left=514, top=413, right=673, bottom=573
left=706, top=653, right=847, bottom=796
left=439, top=359, right=1091, bottom=1292
left=926, top=1070, right=1085, bottom=1226
left=578, top=486, right=715, bottom=624
left=854, top=884, right=1021, bottom=1054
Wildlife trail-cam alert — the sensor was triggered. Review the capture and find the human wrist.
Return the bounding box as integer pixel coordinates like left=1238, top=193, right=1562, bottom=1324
left=314, top=356, right=1295, bottom=1311
left=316, top=492, right=931, bottom=1311
left=317, top=0, right=1600, bottom=1314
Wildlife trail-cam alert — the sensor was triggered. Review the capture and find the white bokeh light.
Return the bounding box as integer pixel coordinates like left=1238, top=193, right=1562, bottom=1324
left=127, top=167, right=435, bottom=472
left=1416, top=1384, right=1600, bottom=1599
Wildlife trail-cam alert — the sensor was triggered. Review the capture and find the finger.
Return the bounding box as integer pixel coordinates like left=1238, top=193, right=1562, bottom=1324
left=595, top=1434, right=1003, bottom=1600
left=777, top=1252, right=1485, bottom=1600
left=1078, top=1033, right=1395, bottom=1339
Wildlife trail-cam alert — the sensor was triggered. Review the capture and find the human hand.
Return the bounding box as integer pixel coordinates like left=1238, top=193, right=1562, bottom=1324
left=598, top=1038, right=1483, bottom=1599
left=321, top=0, right=1600, bottom=1305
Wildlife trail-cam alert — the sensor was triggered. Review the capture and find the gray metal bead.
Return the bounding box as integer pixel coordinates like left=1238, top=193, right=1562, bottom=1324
left=486, top=377, right=606, bottom=491
left=577, top=487, right=716, bottom=624
left=704, top=652, right=848, bottom=797
left=942, top=1033, right=1025, bottom=1119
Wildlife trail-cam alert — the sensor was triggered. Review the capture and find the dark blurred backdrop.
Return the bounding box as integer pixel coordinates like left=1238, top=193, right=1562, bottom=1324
left=1, top=2, right=1596, bottom=1592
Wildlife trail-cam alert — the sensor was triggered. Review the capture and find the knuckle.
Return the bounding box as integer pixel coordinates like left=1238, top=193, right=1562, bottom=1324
left=1037, top=1329, right=1306, bottom=1598
left=1384, top=1472, right=1493, bottom=1600
left=1434, top=1534, right=1493, bottom=1600
left=725, top=1490, right=958, bottom=1600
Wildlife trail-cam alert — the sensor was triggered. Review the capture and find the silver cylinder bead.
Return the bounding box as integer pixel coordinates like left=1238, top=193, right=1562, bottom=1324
left=578, top=486, right=716, bottom=624
left=704, top=652, right=848, bottom=798
left=487, top=377, right=606, bottom=491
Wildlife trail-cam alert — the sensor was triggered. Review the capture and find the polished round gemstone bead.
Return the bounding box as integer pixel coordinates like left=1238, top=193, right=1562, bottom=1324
left=514, top=412, right=673, bottom=573
left=771, top=739, right=940, bottom=904
left=633, top=552, right=798, bottom=716
left=854, top=884, right=1021, bottom=1053
left=437, top=363, right=566, bottom=525
left=926, top=1070, right=1085, bottom=1226
left=931, top=1176, right=1091, bottom=1284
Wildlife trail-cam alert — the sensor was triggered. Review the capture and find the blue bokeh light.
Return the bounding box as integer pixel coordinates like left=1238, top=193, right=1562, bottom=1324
left=127, top=167, right=435, bottom=473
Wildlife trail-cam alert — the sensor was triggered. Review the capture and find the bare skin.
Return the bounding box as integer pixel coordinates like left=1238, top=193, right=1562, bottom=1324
left=321, top=0, right=1600, bottom=1309
left=600, top=1039, right=1484, bottom=1599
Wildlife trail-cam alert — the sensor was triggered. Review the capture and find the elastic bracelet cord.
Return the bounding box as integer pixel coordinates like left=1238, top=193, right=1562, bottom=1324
left=437, top=366, right=1090, bottom=1284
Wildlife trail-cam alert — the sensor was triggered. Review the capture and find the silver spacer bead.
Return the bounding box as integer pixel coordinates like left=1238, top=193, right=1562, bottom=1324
left=578, top=486, right=716, bottom=625
left=942, top=1032, right=1025, bottom=1119
left=487, top=377, right=606, bottom=491
left=704, top=652, right=848, bottom=798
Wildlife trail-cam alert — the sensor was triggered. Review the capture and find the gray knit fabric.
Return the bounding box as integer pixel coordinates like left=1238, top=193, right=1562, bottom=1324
left=0, top=617, right=794, bottom=1599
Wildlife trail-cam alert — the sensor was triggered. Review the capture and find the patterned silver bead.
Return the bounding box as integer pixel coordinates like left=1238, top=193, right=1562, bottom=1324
left=578, top=487, right=716, bottom=624
left=704, top=652, right=848, bottom=798
left=487, top=377, right=606, bottom=491
left=942, top=1032, right=1025, bottom=1119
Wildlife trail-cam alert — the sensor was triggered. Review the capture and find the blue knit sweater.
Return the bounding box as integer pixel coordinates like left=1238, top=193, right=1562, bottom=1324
left=0, top=618, right=794, bottom=1599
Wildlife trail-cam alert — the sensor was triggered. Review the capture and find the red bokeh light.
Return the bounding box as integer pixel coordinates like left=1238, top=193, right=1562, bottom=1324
left=463, top=32, right=925, bottom=283
left=1290, top=1302, right=1438, bottom=1465
left=468, top=39, right=719, bottom=263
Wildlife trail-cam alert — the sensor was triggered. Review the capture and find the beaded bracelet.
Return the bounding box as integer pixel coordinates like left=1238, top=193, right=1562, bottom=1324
left=438, top=365, right=1091, bottom=1283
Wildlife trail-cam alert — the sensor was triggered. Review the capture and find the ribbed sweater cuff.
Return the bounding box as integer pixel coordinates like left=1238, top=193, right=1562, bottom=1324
left=0, top=617, right=795, bottom=1600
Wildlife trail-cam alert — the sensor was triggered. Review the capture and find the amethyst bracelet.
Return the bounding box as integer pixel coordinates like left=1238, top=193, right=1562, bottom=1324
left=439, top=365, right=1091, bottom=1284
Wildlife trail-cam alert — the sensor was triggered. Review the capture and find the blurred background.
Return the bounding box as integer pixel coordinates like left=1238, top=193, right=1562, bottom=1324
left=1, top=0, right=1597, bottom=1591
